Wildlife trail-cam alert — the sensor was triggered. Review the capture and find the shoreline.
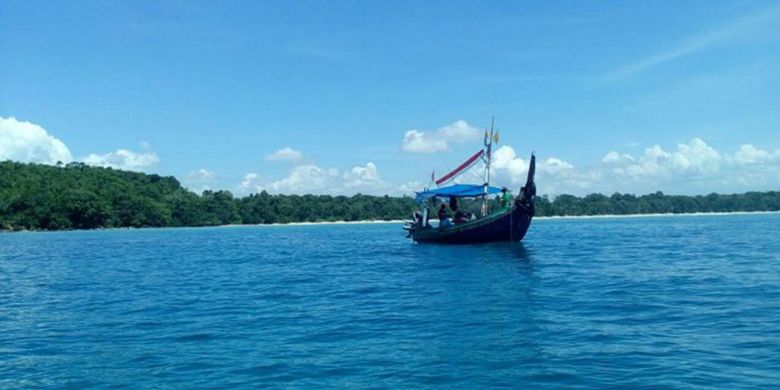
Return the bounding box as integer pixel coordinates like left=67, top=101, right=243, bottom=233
left=3, top=211, right=779, bottom=233
left=533, top=210, right=780, bottom=221
left=0, top=219, right=409, bottom=233
left=223, top=220, right=407, bottom=228
left=242, top=210, right=780, bottom=227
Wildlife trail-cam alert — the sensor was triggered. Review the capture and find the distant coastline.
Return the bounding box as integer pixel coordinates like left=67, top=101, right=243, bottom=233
left=165, top=210, right=780, bottom=229
left=2, top=161, right=779, bottom=232
left=5, top=211, right=780, bottom=233
left=223, top=219, right=407, bottom=228
left=228, top=210, right=780, bottom=227
left=534, top=210, right=780, bottom=221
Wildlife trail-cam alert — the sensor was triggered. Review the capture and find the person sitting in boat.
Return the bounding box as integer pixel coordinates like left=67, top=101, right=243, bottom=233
left=454, top=210, right=465, bottom=224
left=499, top=187, right=512, bottom=209
left=438, top=204, right=452, bottom=227
left=413, top=208, right=432, bottom=228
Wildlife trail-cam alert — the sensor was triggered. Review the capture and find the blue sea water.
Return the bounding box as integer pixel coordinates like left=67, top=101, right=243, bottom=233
left=1, top=214, right=779, bottom=389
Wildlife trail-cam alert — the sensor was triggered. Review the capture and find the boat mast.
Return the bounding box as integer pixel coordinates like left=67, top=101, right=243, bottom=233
left=482, top=116, right=495, bottom=216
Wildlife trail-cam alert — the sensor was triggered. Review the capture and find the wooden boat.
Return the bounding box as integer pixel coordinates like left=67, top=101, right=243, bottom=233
left=405, top=119, right=536, bottom=244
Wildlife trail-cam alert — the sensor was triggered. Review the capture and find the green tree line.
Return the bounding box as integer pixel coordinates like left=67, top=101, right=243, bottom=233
left=0, top=161, right=415, bottom=230
left=1, top=161, right=778, bottom=231
left=534, top=192, right=780, bottom=216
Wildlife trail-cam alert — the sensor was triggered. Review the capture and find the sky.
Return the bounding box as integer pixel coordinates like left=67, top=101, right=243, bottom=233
left=1, top=0, right=779, bottom=196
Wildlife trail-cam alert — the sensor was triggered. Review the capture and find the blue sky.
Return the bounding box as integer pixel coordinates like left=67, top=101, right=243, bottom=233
left=2, top=1, right=779, bottom=196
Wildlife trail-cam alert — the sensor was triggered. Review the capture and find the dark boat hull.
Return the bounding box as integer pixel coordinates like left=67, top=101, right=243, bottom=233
left=410, top=201, right=534, bottom=244
left=409, top=153, right=537, bottom=244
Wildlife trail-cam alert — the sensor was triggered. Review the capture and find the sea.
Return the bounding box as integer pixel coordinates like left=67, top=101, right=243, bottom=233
left=1, top=213, right=779, bottom=388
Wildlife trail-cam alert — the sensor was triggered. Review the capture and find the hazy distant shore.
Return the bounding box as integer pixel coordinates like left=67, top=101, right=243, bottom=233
left=225, top=220, right=406, bottom=228
left=5, top=211, right=780, bottom=233
left=233, top=210, right=780, bottom=227
left=534, top=210, right=780, bottom=221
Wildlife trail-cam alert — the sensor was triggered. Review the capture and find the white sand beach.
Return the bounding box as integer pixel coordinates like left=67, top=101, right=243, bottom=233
left=226, top=210, right=780, bottom=228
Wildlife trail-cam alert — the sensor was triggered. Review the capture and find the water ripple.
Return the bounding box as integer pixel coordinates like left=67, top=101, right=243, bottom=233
left=1, top=215, right=779, bottom=388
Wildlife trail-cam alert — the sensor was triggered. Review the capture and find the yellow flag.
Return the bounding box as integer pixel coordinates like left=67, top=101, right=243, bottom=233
left=493, top=130, right=500, bottom=143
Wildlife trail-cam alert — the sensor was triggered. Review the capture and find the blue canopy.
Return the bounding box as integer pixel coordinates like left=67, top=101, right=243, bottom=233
left=415, top=184, right=502, bottom=204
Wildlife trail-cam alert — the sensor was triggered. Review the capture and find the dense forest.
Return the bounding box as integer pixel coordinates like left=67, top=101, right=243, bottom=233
left=1, top=160, right=779, bottom=231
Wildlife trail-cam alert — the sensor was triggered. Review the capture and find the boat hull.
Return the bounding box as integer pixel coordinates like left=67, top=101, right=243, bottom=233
left=410, top=201, right=534, bottom=244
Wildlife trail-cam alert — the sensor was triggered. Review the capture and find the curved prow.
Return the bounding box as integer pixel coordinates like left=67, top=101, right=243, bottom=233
left=521, top=153, right=536, bottom=203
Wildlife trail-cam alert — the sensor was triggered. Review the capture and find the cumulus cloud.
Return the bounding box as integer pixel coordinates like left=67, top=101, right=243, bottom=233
left=81, top=149, right=159, bottom=171
left=426, top=138, right=780, bottom=196
left=399, top=181, right=425, bottom=195
left=342, top=162, right=386, bottom=190
left=602, top=151, right=635, bottom=164
left=541, top=158, right=575, bottom=175
left=0, top=116, right=162, bottom=172
left=183, top=169, right=219, bottom=193
left=520, top=138, right=780, bottom=195
left=402, top=120, right=481, bottom=153
left=492, top=145, right=529, bottom=178
left=0, top=116, right=73, bottom=164
left=265, top=147, right=304, bottom=163
left=733, top=144, right=775, bottom=164
left=489, top=145, right=594, bottom=194
left=238, top=162, right=392, bottom=195
left=238, top=173, right=264, bottom=194
left=416, top=144, right=587, bottom=195
left=268, top=164, right=339, bottom=193
left=235, top=138, right=780, bottom=197
left=605, top=138, right=723, bottom=178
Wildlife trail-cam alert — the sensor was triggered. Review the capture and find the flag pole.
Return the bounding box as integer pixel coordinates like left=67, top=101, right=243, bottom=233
left=482, top=116, right=494, bottom=216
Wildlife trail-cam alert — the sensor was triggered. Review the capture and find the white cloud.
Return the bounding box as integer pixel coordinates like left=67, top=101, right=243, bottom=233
left=238, top=162, right=392, bottom=196
left=541, top=158, right=574, bottom=175
left=488, top=145, right=593, bottom=194
left=183, top=168, right=219, bottom=193
left=403, top=130, right=448, bottom=153
left=671, top=138, right=722, bottom=173
left=536, top=156, right=595, bottom=194
left=535, top=138, right=780, bottom=195
left=733, top=144, right=775, bottom=164
left=265, top=147, right=304, bottom=163
left=0, top=116, right=73, bottom=164
left=402, top=120, right=481, bottom=153
left=602, top=151, right=635, bottom=164
left=233, top=138, right=780, bottom=197
left=82, top=149, right=159, bottom=171
left=266, top=164, right=338, bottom=194
left=238, top=173, right=264, bottom=194
left=342, top=162, right=387, bottom=190
left=399, top=181, right=425, bottom=195
left=492, top=145, right=529, bottom=180
left=609, top=138, right=722, bottom=178
left=1, top=116, right=160, bottom=172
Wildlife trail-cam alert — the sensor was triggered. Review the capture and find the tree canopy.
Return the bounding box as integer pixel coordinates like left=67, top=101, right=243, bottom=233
left=0, top=161, right=416, bottom=230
